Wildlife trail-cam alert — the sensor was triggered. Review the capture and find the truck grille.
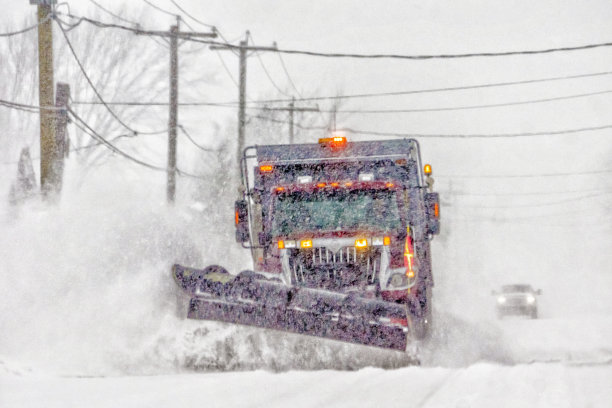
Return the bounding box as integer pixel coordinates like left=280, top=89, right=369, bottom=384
left=289, top=247, right=379, bottom=290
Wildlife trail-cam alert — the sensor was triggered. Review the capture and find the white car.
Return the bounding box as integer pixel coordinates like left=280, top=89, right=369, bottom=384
left=492, top=284, right=542, bottom=319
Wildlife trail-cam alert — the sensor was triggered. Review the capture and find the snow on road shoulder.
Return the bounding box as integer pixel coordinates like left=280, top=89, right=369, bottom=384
left=1, top=362, right=611, bottom=408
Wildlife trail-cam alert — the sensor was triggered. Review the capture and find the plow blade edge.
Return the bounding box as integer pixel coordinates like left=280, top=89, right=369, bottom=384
left=173, top=264, right=409, bottom=351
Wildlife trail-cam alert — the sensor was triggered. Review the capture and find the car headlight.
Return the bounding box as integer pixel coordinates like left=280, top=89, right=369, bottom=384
left=497, top=296, right=506, bottom=304
left=526, top=295, right=535, bottom=304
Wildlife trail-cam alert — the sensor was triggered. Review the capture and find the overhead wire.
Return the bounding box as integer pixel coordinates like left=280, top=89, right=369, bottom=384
left=246, top=70, right=612, bottom=104
left=169, top=0, right=216, bottom=30
left=69, top=107, right=167, bottom=172
left=88, top=0, right=169, bottom=48
left=89, top=0, right=137, bottom=26
left=248, top=32, right=293, bottom=97
left=142, top=0, right=179, bottom=19
left=262, top=89, right=612, bottom=114
left=246, top=40, right=612, bottom=60
left=437, top=168, right=612, bottom=179
left=251, top=114, right=612, bottom=138
left=56, top=17, right=168, bottom=136
left=340, top=124, right=612, bottom=138
left=69, top=108, right=204, bottom=179
left=0, top=14, right=52, bottom=37
left=452, top=191, right=612, bottom=208
left=178, top=124, right=215, bottom=152
left=441, top=188, right=610, bottom=197
left=50, top=14, right=612, bottom=61
left=0, top=99, right=54, bottom=114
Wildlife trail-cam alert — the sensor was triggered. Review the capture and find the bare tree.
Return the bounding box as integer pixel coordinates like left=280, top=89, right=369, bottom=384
left=0, top=8, right=171, bottom=180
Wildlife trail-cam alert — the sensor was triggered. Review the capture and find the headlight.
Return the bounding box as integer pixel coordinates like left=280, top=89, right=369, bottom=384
left=386, top=268, right=416, bottom=289
left=497, top=296, right=506, bottom=304
left=389, top=273, right=408, bottom=288
left=526, top=295, right=535, bottom=304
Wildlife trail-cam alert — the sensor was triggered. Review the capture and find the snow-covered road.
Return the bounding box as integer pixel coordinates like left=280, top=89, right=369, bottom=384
left=2, top=361, right=611, bottom=408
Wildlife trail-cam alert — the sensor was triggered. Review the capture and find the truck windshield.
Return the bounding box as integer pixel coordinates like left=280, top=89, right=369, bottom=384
left=271, top=189, right=402, bottom=236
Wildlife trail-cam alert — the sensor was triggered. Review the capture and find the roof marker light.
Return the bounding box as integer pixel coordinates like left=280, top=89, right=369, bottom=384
left=275, top=187, right=285, bottom=192
left=386, top=182, right=394, bottom=188
left=300, top=239, right=313, bottom=248
left=330, top=182, right=339, bottom=187
left=278, top=240, right=285, bottom=249
left=260, top=164, right=273, bottom=173
left=424, top=164, right=432, bottom=175
left=359, top=173, right=374, bottom=182
left=355, top=238, right=368, bottom=248
left=318, top=135, right=347, bottom=148
left=316, top=182, right=327, bottom=188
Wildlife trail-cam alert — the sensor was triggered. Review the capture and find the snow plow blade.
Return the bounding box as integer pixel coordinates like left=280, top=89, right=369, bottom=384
left=173, top=264, right=409, bottom=351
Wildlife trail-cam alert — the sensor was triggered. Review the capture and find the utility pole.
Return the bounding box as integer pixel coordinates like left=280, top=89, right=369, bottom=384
left=211, top=33, right=277, bottom=165
left=275, top=97, right=319, bottom=144
left=167, top=21, right=179, bottom=204
left=137, top=20, right=216, bottom=204
left=54, top=82, right=70, bottom=193
left=31, top=0, right=57, bottom=196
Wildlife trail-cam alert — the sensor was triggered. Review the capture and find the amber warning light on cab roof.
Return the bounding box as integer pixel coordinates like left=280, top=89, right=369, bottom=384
left=318, top=135, right=347, bottom=148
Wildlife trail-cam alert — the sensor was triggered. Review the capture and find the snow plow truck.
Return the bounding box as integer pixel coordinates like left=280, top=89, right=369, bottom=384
left=173, top=135, right=440, bottom=351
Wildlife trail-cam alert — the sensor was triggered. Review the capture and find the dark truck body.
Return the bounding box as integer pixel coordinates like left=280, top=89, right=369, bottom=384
left=173, top=137, right=440, bottom=350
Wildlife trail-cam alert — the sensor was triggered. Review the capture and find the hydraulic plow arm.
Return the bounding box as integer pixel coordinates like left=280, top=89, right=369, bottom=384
left=173, top=264, right=409, bottom=351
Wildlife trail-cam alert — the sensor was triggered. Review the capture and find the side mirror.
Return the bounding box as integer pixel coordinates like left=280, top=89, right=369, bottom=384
left=425, top=192, right=440, bottom=235
left=234, top=200, right=249, bottom=243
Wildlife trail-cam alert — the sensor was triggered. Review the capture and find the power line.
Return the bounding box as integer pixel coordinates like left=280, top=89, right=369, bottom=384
left=71, top=86, right=612, bottom=115
left=454, top=191, right=612, bottom=208
left=169, top=0, right=216, bottom=30
left=89, top=0, right=138, bottom=26
left=0, top=14, right=52, bottom=37
left=248, top=70, right=612, bottom=104
left=277, top=52, right=304, bottom=99
left=69, top=108, right=204, bottom=179
left=442, top=188, right=610, bottom=197
left=69, top=108, right=167, bottom=171
left=341, top=124, right=612, bottom=138
left=0, top=99, right=59, bottom=113
left=54, top=14, right=612, bottom=61
left=214, top=49, right=240, bottom=87
left=56, top=19, right=167, bottom=136
left=248, top=40, right=612, bottom=60
left=438, top=168, right=612, bottom=179
left=298, top=89, right=612, bottom=114
left=178, top=124, right=215, bottom=152
left=143, top=0, right=179, bottom=18
left=250, top=36, right=292, bottom=97
left=251, top=114, right=612, bottom=138
left=88, top=1, right=169, bottom=48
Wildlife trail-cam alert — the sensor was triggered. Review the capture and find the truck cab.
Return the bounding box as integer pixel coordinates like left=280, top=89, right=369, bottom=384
left=235, top=136, right=440, bottom=338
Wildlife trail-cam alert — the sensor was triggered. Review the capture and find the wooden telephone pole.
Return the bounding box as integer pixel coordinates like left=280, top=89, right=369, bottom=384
left=138, top=19, right=216, bottom=203
left=32, top=0, right=57, bottom=196
left=273, top=97, right=319, bottom=144
left=211, top=33, right=277, bottom=165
